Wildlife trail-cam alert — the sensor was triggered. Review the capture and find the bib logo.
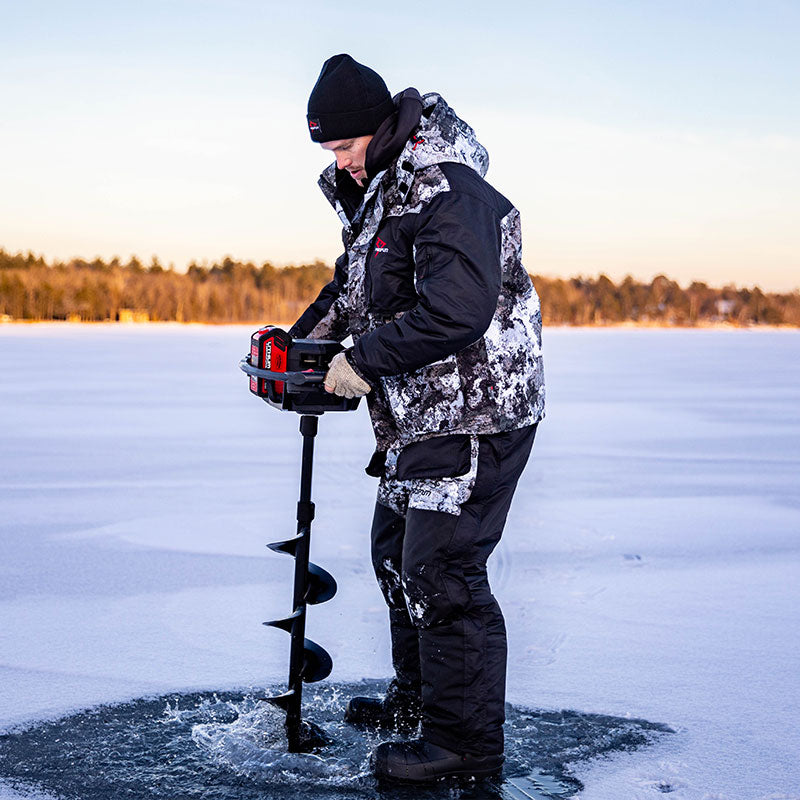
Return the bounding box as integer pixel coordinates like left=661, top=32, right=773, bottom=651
left=374, top=237, right=389, bottom=256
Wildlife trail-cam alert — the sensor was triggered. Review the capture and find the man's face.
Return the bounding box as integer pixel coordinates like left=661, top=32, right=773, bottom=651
left=320, top=135, right=373, bottom=187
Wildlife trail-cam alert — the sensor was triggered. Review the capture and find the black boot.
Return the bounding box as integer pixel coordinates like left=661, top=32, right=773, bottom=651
left=372, top=738, right=504, bottom=783
left=344, top=679, right=421, bottom=734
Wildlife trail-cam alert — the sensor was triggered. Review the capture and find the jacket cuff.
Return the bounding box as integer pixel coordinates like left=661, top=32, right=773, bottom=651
left=344, top=347, right=375, bottom=388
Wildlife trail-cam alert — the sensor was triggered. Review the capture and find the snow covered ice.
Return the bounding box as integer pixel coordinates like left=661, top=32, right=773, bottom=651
left=0, top=323, right=798, bottom=799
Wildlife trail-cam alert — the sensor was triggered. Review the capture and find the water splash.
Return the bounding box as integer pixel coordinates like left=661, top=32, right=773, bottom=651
left=190, top=700, right=363, bottom=787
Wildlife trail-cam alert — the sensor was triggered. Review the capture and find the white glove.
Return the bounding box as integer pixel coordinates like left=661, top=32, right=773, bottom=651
left=324, top=352, right=372, bottom=399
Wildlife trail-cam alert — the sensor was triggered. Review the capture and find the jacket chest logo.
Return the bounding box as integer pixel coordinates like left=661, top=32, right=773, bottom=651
left=374, top=237, right=389, bottom=256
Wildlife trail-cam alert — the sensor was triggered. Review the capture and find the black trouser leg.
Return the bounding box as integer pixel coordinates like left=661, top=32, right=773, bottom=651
left=370, top=501, right=421, bottom=694
left=401, top=425, right=537, bottom=756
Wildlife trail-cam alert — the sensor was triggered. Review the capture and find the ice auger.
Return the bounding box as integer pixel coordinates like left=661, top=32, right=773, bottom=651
left=240, top=326, right=360, bottom=752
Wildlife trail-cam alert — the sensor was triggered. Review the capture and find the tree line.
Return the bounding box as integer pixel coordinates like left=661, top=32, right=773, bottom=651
left=1, top=248, right=798, bottom=326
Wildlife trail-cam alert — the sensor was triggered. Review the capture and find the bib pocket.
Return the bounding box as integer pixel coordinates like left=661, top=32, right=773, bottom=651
left=396, top=435, right=471, bottom=480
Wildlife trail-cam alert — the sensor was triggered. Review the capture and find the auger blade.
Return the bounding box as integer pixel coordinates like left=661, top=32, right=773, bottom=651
left=261, top=689, right=295, bottom=710
left=267, top=535, right=303, bottom=557
left=302, top=638, right=333, bottom=683
left=306, top=562, right=337, bottom=605
left=263, top=607, right=302, bottom=633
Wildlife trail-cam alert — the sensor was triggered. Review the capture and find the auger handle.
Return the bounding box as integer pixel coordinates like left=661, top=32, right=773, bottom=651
left=239, top=357, right=326, bottom=386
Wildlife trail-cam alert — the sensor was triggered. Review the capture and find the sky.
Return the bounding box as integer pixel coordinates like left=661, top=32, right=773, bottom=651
left=1, top=0, right=798, bottom=291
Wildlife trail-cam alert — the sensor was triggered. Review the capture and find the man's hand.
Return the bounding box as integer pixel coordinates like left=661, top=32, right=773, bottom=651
left=324, top=352, right=372, bottom=399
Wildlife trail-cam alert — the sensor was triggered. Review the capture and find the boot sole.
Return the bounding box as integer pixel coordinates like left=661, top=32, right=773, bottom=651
left=376, top=762, right=504, bottom=785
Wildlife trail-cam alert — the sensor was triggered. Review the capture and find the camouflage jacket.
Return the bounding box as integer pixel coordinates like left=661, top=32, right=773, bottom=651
left=292, top=92, right=545, bottom=471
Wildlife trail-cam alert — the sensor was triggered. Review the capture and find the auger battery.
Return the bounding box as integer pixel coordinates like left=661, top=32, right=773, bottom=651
left=248, top=326, right=361, bottom=414
left=250, top=326, right=289, bottom=401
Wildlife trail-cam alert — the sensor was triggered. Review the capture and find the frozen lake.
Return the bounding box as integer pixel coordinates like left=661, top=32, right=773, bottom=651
left=0, top=324, right=798, bottom=799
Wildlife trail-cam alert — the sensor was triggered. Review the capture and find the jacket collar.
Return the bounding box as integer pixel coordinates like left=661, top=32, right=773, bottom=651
left=319, top=163, right=387, bottom=232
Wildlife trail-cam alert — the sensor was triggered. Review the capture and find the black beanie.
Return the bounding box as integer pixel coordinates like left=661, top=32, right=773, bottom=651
left=307, top=54, right=395, bottom=143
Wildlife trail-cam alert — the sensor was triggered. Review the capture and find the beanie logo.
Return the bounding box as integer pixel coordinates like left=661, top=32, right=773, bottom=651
left=308, top=118, right=322, bottom=134
left=374, top=237, right=389, bottom=256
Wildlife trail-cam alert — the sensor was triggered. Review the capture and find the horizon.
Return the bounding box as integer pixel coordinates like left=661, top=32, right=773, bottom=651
left=1, top=1, right=798, bottom=292
left=2, top=244, right=797, bottom=296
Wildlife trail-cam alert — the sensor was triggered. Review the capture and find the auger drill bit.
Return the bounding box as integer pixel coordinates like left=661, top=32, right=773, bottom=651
left=263, top=414, right=337, bottom=752
left=240, top=329, right=358, bottom=753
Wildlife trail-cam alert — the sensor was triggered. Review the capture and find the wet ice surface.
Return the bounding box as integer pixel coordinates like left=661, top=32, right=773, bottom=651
left=0, top=681, right=671, bottom=800
left=1, top=325, right=799, bottom=799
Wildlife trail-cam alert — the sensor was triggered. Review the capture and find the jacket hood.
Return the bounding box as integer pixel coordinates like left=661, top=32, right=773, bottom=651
left=319, top=93, right=489, bottom=217
left=396, top=93, right=489, bottom=179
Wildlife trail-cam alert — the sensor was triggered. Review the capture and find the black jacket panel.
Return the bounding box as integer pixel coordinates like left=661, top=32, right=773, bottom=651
left=352, top=186, right=503, bottom=382
left=364, top=215, right=418, bottom=316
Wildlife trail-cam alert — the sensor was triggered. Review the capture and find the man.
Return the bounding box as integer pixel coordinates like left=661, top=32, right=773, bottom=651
left=289, top=54, right=545, bottom=782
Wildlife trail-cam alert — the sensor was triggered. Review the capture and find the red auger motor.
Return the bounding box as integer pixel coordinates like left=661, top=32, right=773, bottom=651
left=246, top=325, right=359, bottom=414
